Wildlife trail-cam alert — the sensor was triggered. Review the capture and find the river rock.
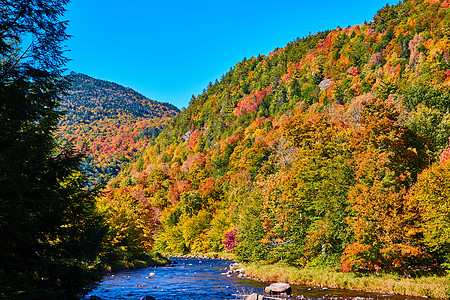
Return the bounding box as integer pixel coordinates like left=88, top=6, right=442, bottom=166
left=264, top=282, right=292, bottom=295
left=246, top=293, right=265, bottom=300
left=140, top=296, right=156, bottom=300
left=89, top=296, right=102, bottom=300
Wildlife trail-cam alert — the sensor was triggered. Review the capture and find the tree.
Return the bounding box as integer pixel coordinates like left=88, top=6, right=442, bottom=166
left=263, top=112, right=353, bottom=266
left=408, top=143, right=450, bottom=268
left=342, top=98, right=430, bottom=274
left=235, top=111, right=354, bottom=266
left=96, top=188, right=159, bottom=265
left=0, top=1, right=107, bottom=298
left=407, top=104, right=450, bottom=160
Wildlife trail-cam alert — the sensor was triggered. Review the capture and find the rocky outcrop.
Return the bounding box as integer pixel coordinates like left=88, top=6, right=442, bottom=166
left=318, top=78, right=333, bottom=90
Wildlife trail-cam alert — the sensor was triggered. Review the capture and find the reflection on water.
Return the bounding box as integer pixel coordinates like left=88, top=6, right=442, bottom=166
left=85, top=258, right=436, bottom=300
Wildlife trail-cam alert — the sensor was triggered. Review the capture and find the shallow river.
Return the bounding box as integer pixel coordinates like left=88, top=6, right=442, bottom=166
left=85, top=257, right=434, bottom=300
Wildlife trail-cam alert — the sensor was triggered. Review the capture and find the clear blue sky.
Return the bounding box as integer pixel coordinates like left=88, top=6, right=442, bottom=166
left=64, top=0, right=393, bottom=109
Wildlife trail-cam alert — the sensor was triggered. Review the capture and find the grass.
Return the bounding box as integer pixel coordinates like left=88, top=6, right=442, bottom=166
left=241, top=262, right=450, bottom=299
left=202, top=252, right=237, bottom=260
left=165, top=251, right=238, bottom=260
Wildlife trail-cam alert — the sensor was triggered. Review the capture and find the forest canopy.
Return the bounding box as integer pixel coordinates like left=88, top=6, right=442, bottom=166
left=101, top=0, right=450, bottom=276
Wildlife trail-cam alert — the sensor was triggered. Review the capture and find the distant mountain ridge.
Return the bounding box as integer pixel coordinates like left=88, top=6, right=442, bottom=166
left=62, top=72, right=179, bottom=121
left=58, top=73, right=179, bottom=186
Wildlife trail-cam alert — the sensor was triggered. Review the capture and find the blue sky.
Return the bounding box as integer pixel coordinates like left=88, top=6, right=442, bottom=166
left=64, top=0, right=393, bottom=109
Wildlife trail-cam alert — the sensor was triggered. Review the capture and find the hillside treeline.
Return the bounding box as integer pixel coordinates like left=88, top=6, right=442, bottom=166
left=100, top=0, right=450, bottom=274
left=59, top=73, right=179, bottom=186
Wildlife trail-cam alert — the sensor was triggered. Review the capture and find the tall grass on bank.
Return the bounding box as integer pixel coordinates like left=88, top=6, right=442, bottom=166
left=203, top=252, right=237, bottom=260
left=165, top=252, right=237, bottom=260
left=242, top=262, right=450, bottom=299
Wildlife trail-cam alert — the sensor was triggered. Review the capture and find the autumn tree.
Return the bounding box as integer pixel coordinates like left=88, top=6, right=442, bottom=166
left=96, top=188, right=159, bottom=265
left=408, top=141, right=450, bottom=269
left=239, top=111, right=354, bottom=266
left=342, top=98, right=430, bottom=274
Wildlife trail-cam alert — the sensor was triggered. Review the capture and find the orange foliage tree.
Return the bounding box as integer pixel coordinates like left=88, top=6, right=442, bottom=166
left=342, top=98, right=430, bottom=273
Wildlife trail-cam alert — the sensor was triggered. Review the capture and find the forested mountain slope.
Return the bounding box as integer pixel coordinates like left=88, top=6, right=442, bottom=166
left=100, top=0, right=450, bottom=274
left=58, top=73, right=179, bottom=185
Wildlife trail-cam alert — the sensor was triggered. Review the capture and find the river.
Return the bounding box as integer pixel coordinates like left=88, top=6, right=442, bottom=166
left=85, top=257, right=435, bottom=300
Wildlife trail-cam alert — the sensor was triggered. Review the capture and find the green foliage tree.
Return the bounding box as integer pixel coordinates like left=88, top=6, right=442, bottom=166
left=402, top=85, right=450, bottom=113
left=407, top=104, right=450, bottom=159
left=409, top=156, right=450, bottom=268
left=0, top=1, right=107, bottom=298
left=235, top=192, right=268, bottom=262
left=252, top=112, right=354, bottom=266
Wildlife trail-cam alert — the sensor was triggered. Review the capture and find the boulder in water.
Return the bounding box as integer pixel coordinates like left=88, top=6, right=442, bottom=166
left=140, top=296, right=156, bottom=300
left=264, top=282, right=291, bottom=295
left=246, top=293, right=265, bottom=300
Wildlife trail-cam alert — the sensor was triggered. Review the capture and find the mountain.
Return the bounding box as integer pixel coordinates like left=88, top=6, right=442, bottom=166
left=58, top=73, right=179, bottom=186
left=98, top=0, right=450, bottom=275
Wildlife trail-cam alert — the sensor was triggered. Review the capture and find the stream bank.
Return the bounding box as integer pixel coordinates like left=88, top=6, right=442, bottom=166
left=241, top=262, right=449, bottom=299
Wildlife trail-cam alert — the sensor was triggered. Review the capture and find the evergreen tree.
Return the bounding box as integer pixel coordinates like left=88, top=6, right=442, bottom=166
left=0, top=1, right=107, bottom=298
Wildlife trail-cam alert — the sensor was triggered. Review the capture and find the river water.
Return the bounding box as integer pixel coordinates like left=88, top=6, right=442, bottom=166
left=85, top=257, right=434, bottom=300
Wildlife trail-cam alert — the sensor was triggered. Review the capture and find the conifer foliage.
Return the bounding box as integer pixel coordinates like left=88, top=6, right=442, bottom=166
left=0, top=1, right=106, bottom=298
